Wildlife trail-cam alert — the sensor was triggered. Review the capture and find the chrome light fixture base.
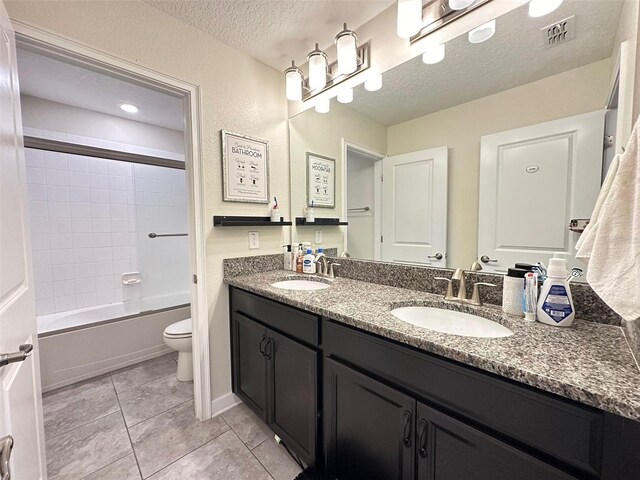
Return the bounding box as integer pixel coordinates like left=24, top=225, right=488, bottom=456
left=302, top=42, right=370, bottom=102
left=409, top=0, right=492, bottom=45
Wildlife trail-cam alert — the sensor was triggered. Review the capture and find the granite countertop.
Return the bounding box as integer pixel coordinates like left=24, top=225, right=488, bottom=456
left=225, top=270, right=640, bottom=421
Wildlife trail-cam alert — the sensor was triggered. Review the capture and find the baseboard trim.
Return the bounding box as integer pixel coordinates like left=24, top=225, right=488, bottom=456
left=211, top=392, right=242, bottom=417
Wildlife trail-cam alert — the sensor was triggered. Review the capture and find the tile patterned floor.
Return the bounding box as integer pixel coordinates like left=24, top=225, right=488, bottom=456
left=42, top=354, right=303, bottom=479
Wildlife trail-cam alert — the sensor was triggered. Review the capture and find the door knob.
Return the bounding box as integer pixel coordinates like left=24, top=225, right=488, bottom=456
left=428, top=253, right=443, bottom=260
left=0, top=436, right=13, bottom=480
left=0, top=345, right=33, bottom=369
left=480, top=255, right=498, bottom=264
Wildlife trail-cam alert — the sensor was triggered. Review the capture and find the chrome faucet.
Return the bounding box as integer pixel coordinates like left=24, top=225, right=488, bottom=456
left=314, top=254, right=340, bottom=280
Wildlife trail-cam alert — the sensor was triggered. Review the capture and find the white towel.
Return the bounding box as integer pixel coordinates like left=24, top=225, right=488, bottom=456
left=576, top=118, right=640, bottom=321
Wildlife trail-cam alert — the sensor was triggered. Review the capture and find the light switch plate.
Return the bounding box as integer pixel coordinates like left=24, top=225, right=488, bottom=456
left=315, top=230, right=322, bottom=244
left=248, top=231, right=259, bottom=249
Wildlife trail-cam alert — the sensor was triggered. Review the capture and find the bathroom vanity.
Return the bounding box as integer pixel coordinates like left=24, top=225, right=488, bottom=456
left=227, top=272, right=640, bottom=480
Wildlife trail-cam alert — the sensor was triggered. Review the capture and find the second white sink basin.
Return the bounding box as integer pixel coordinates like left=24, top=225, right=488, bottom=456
left=270, top=279, right=330, bottom=291
left=391, top=307, right=513, bottom=338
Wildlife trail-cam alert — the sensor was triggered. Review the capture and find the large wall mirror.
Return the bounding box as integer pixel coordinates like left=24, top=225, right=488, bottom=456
left=289, top=0, right=634, bottom=277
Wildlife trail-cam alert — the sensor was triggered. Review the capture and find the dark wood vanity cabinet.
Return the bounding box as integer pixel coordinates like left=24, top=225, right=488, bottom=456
left=230, top=287, right=640, bottom=480
left=230, top=288, right=319, bottom=466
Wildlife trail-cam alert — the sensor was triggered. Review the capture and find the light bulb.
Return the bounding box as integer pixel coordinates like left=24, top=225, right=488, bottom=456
left=468, top=19, right=496, bottom=44
left=528, top=0, right=563, bottom=17
left=397, top=0, right=423, bottom=39
left=120, top=103, right=138, bottom=113
left=337, top=88, right=353, bottom=104
left=422, top=43, right=445, bottom=64
left=308, top=44, right=328, bottom=91
left=364, top=72, right=382, bottom=92
left=449, top=0, right=474, bottom=10
left=284, top=61, right=303, bottom=101
left=315, top=98, right=330, bottom=113
left=335, top=24, right=358, bottom=75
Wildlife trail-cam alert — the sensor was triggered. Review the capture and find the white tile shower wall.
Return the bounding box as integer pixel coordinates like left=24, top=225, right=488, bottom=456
left=26, top=139, right=188, bottom=316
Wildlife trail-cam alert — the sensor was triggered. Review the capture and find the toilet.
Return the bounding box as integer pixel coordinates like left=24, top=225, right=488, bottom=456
left=163, top=318, right=193, bottom=382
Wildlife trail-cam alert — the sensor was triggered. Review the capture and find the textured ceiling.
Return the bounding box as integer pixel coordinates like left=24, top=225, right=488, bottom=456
left=16, top=48, right=185, bottom=131
left=144, top=0, right=394, bottom=71
left=344, top=0, right=623, bottom=126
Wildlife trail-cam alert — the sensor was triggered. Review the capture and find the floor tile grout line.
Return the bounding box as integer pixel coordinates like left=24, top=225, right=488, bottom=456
left=44, top=408, right=121, bottom=443
left=111, top=374, right=145, bottom=480
left=141, top=428, right=234, bottom=479
left=248, top=443, right=280, bottom=480
left=124, top=396, right=195, bottom=429
left=112, top=360, right=182, bottom=396
left=77, top=451, right=134, bottom=480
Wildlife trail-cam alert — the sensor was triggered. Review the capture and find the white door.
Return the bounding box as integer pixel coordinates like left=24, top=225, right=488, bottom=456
left=0, top=3, right=47, bottom=479
left=478, top=110, right=604, bottom=274
left=381, top=146, right=448, bottom=266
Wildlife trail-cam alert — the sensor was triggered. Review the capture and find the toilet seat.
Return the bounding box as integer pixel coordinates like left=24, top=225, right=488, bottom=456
left=164, top=318, right=192, bottom=339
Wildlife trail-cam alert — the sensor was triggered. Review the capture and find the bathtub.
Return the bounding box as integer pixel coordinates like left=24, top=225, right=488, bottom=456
left=37, top=294, right=191, bottom=392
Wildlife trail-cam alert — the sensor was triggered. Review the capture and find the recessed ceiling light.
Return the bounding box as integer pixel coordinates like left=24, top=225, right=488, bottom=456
left=528, top=0, right=563, bottom=18
left=422, top=43, right=446, bottom=65
left=120, top=103, right=139, bottom=113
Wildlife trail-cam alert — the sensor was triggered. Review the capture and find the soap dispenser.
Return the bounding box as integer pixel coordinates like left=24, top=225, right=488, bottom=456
left=536, top=253, right=575, bottom=327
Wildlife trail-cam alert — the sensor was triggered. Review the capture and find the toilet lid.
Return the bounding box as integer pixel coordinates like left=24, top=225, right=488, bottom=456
left=164, top=318, right=192, bottom=337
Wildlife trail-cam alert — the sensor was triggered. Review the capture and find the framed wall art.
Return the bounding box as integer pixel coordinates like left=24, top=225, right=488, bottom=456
left=221, top=130, right=269, bottom=203
left=306, top=152, right=335, bottom=208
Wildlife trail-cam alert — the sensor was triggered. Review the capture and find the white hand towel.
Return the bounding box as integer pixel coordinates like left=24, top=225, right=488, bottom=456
left=576, top=119, right=640, bottom=321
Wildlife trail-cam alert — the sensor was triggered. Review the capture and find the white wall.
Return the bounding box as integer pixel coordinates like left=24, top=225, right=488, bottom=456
left=6, top=0, right=290, bottom=406
left=387, top=58, right=612, bottom=268
left=21, top=95, right=185, bottom=157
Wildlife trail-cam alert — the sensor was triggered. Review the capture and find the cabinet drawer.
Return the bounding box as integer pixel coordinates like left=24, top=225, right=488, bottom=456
left=323, top=319, right=603, bottom=476
left=230, top=287, right=319, bottom=346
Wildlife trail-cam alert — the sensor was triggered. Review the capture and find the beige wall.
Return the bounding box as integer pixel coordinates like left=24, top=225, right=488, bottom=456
left=289, top=102, right=386, bottom=251
left=387, top=58, right=612, bottom=268
left=6, top=0, right=289, bottom=404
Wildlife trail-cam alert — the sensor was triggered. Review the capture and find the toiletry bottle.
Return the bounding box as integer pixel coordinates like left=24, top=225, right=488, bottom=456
left=296, top=244, right=304, bottom=273
left=283, top=245, right=293, bottom=271
left=537, top=253, right=575, bottom=327
left=303, top=248, right=316, bottom=274
left=502, top=267, right=528, bottom=317
left=523, top=272, right=538, bottom=322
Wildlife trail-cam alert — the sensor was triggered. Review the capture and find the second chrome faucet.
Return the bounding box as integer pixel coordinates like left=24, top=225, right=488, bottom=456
left=435, top=267, right=496, bottom=306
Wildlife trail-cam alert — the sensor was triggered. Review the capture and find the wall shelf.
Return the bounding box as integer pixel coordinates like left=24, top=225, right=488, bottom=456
left=213, top=216, right=292, bottom=227
left=295, top=217, right=348, bottom=226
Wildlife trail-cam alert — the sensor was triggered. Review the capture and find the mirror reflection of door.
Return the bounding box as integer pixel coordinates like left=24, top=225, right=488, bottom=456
left=478, top=111, right=604, bottom=274
left=345, top=146, right=383, bottom=260
left=381, top=147, right=448, bottom=267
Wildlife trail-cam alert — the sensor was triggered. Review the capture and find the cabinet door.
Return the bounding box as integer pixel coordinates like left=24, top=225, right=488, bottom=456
left=416, top=403, right=579, bottom=480
left=324, top=358, right=415, bottom=480
left=267, top=329, right=318, bottom=466
left=231, top=312, right=268, bottom=420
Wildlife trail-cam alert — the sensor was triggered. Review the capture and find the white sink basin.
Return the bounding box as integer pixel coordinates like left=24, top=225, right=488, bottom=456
left=270, top=279, right=330, bottom=291
left=390, top=307, right=513, bottom=338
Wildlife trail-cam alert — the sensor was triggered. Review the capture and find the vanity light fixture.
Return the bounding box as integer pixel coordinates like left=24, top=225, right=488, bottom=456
left=119, top=103, right=138, bottom=113
left=528, top=0, right=563, bottom=18
left=468, top=19, right=496, bottom=43
left=285, top=61, right=304, bottom=101
left=337, top=88, right=354, bottom=104
left=449, top=0, right=475, bottom=10
left=315, top=98, right=331, bottom=113
left=335, top=24, right=358, bottom=75
left=397, top=0, right=423, bottom=39
left=422, top=43, right=446, bottom=64
left=308, top=43, right=329, bottom=91
left=364, top=71, right=382, bottom=92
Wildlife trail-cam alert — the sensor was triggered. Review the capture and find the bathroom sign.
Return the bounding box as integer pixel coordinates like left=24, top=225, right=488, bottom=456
left=306, top=152, right=335, bottom=208
left=221, top=130, right=270, bottom=203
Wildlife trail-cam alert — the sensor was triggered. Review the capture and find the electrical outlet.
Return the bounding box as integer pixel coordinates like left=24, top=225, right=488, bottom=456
left=248, top=231, right=259, bottom=249
left=315, top=230, right=322, bottom=244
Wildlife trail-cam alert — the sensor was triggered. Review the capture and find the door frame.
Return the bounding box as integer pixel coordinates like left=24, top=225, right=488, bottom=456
left=341, top=140, right=385, bottom=260
left=11, top=20, right=212, bottom=420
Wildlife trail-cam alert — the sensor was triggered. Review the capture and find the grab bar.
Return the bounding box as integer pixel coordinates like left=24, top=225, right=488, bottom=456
left=347, top=206, right=370, bottom=213
left=148, top=232, right=188, bottom=238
